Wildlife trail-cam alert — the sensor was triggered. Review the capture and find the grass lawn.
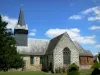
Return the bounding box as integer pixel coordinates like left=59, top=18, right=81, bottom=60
left=0, top=69, right=93, bottom=75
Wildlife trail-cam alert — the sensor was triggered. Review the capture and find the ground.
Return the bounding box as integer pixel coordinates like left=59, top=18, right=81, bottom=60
left=0, top=69, right=93, bottom=75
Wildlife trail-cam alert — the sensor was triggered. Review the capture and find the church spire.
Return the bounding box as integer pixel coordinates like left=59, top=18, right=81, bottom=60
left=17, top=5, right=25, bottom=26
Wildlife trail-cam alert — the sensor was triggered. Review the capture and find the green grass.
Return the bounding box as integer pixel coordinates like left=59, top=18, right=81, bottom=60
left=0, top=69, right=93, bottom=75
left=79, top=69, right=93, bottom=75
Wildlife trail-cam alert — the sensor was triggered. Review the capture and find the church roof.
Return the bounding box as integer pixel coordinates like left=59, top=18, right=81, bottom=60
left=73, top=41, right=84, bottom=53
left=17, top=38, right=49, bottom=55
left=45, top=33, right=64, bottom=54
left=73, top=41, right=93, bottom=56
left=79, top=50, right=93, bottom=56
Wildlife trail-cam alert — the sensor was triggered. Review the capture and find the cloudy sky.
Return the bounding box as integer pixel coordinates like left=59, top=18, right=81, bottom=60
left=0, top=0, right=100, bottom=55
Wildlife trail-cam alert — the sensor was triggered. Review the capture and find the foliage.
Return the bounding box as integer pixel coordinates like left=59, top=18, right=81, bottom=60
left=98, top=52, right=100, bottom=62
left=67, top=63, right=80, bottom=75
left=0, top=15, right=24, bottom=71
left=68, top=71, right=80, bottom=75
left=90, top=68, right=100, bottom=75
left=68, top=63, right=79, bottom=71
left=91, top=62, right=100, bottom=69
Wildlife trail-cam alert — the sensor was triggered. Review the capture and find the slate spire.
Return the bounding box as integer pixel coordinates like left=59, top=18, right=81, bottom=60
left=17, top=5, right=25, bottom=26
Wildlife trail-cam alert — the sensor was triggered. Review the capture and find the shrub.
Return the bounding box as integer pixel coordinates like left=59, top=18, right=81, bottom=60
left=67, top=63, right=80, bottom=75
left=68, top=71, right=80, bottom=75
left=91, top=68, right=100, bottom=75
left=91, top=62, right=100, bottom=69
left=91, top=62, right=100, bottom=75
left=68, top=63, right=79, bottom=71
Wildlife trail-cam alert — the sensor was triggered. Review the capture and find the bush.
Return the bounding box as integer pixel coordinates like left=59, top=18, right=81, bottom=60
left=68, top=63, right=79, bottom=71
left=91, top=62, right=100, bottom=75
left=67, top=63, right=80, bottom=75
left=91, top=68, right=100, bottom=75
left=91, top=62, right=100, bottom=69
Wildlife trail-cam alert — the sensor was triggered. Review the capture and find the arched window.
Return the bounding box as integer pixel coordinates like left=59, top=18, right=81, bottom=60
left=63, top=47, right=71, bottom=64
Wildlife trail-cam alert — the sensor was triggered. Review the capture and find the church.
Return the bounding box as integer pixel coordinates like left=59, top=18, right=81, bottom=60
left=14, top=7, right=94, bottom=72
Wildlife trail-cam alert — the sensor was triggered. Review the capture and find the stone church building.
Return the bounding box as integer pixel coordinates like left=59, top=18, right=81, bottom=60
left=14, top=7, right=94, bottom=72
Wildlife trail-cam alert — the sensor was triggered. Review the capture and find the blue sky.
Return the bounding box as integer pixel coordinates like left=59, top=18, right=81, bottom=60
left=0, top=0, right=100, bottom=55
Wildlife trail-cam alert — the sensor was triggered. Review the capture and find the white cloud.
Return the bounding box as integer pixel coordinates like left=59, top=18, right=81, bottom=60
left=82, top=6, right=100, bottom=15
left=89, top=26, right=100, bottom=30
left=82, top=6, right=100, bottom=21
left=88, top=16, right=100, bottom=21
left=29, top=29, right=36, bottom=36
left=45, top=28, right=96, bottom=44
left=31, top=29, right=36, bottom=32
left=1, top=15, right=18, bottom=30
left=95, top=45, right=100, bottom=48
left=68, top=6, right=100, bottom=21
left=73, top=35, right=96, bottom=44
left=68, top=15, right=82, bottom=20
left=29, top=32, right=36, bottom=36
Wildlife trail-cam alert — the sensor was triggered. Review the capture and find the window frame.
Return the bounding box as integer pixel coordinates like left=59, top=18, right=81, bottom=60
left=63, top=47, right=71, bottom=64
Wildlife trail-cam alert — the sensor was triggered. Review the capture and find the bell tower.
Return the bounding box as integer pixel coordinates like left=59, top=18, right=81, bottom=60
left=14, top=6, right=28, bottom=46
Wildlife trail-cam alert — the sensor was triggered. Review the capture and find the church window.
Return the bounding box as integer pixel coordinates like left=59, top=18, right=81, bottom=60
left=63, top=47, right=71, bottom=64
left=30, top=56, right=34, bottom=64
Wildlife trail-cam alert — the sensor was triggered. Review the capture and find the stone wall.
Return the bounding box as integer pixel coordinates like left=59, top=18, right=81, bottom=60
left=23, top=56, right=42, bottom=71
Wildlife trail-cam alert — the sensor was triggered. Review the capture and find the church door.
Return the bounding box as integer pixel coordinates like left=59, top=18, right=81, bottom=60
left=63, top=47, right=71, bottom=65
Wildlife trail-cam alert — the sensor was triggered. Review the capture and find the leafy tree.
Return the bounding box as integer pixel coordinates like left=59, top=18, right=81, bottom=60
left=0, top=15, right=24, bottom=71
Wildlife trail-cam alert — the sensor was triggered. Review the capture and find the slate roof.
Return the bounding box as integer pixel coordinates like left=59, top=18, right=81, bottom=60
left=17, top=38, right=49, bottom=55
left=73, top=41, right=84, bottom=53
left=73, top=41, right=93, bottom=56
left=45, top=33, right=64, bottom=54
left=79, top=50, right=93, bottom=56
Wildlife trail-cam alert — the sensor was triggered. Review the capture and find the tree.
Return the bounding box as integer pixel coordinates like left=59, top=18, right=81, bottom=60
left=98, top=52, right=100, bottom=62
left=0, top=15, right=24, bottom=71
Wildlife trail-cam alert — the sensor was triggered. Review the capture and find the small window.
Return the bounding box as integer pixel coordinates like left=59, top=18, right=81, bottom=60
left=40, top=56, right=43, bottom=64
left=30, top=56, right=34, bottom=64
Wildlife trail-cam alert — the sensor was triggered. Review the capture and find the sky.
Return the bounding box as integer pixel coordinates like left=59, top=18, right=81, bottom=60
left=0, top=0, right=100, bottom=55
